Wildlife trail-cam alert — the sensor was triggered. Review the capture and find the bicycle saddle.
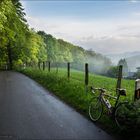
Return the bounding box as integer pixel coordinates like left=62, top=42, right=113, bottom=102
left=117, top=88, right=126, bottom=96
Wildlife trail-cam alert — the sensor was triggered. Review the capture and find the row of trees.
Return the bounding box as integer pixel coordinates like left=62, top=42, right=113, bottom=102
left=37, top=31, right=112, bottom=73
left=0, top=0, right=112, bottom=74
left=0, top=0, right=47, bottom=69
left=0, top=0, right=27, bottom=69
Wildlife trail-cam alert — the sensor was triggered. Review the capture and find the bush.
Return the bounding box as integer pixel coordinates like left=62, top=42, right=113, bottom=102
left=106, top=66, right=118, bottom=78
left=118, top=100, right=140, bottom=139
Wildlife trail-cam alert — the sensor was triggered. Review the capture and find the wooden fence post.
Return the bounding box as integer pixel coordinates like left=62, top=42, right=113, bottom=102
left=67, top=62, right=70, bottom=80
left=48, top=61, right=50, bottom=72
left=134, top=79, right=140, bottom=101
left=43, top=61, right=45, bottom=71
left=114, top=65, right=123, bottom=107
left=116, top=65, right=123, bottom=91
left=85, top=63, right=89, bottom=93
left=85, top=63, right=89, bottom=86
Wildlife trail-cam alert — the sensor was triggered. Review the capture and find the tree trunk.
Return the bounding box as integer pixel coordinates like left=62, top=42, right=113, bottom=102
left=7, top=43, right=13, bottom=70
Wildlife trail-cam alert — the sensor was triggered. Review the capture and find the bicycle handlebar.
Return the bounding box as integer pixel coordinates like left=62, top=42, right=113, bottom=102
left=91, top=86, right=126, bottom=99
left=91, top=87, right=106, bottom=92
left=91, top=86, right=117, bottom=99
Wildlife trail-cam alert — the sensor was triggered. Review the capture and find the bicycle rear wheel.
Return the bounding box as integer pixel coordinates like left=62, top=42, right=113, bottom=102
left=89, top=97, right=103, bottom=121
left=115, top=102, right=130, bottom=129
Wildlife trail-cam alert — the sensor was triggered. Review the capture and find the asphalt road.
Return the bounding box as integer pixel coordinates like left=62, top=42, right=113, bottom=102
left=0, top=71, right=114, bottom=140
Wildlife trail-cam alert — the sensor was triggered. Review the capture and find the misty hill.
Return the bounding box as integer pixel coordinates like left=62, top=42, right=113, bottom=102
left=38, top=31, right=112, bottom=74
left=106, top=51, right=140, bottom=65
left=126, top=55, right=140, bottom=72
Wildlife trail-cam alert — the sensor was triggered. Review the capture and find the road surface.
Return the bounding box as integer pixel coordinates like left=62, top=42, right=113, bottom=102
left=0, top=71, right=114, bottom=140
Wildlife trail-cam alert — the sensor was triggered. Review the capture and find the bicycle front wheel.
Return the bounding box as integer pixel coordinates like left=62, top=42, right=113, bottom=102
left=89, top=97, right=103, bottom=121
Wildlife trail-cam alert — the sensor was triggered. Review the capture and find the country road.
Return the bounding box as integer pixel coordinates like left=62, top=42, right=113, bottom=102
left=0, top=71, right=114, bottom=140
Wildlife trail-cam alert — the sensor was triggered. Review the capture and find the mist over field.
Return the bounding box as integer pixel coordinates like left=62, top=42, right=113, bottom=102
left=106, top=51, right=140, bottom=72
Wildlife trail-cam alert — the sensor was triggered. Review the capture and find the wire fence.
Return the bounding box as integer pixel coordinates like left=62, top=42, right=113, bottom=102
left=0, top=60, right=138, bottom=101
left=34, top=61, right=140, bottom=101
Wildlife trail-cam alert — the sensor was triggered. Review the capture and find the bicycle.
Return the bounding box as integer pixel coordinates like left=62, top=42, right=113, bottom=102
left=89, top=87, right=129, bottom=129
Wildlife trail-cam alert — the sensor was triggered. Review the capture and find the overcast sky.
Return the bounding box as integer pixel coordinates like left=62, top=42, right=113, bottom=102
left=21, top=0, right=140, bottom=55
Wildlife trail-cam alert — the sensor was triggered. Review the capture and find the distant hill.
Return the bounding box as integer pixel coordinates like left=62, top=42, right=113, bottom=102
left=106, top=51, right=140, bottom=65
left=106, top=51, right=140, bottom=72
left=126, top=55, right=140, bottom=72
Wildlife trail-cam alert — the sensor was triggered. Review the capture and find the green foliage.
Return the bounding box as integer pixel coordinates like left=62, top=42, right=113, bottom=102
left=23, top=30, right=47, bottom=65
left=0, top=0, right=28, bottom=69
left=0, top=1, right=47, bottom=69
left=116, top=100, right=140, bottom=139
left=38, top=31, right=74, bottom=63
left=37, top=31, right=112, bottom=74
left=106, top=66, right=118, bottom=78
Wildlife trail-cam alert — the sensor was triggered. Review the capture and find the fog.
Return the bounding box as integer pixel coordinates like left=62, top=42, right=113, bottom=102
left=106, top=51, right=140, bottom=72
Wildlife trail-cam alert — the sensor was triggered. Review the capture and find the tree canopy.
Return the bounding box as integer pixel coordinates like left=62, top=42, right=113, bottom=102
left=0, top=0, right=47, bottom=69
left=38, top=31, right=112, bottom=73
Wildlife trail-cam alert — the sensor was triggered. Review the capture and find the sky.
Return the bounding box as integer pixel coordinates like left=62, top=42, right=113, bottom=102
left=21, top=0, right=140, bottom=55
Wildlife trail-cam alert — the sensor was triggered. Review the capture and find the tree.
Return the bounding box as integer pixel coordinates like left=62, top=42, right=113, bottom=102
left=57, top=39, right=73, bottom=62
left=118, top=59, right=128, bottom=77
left=38, top=32, right=56, bottom=62
left=23, top=30, right=47, bottom=66
left=107, top=66, right=118, bottom=78
left=0, top=0, right=28, bottom=69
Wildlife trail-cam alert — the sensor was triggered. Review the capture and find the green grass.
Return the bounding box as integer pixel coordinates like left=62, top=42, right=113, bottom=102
left=45, top=67, right=135, bottom=101
left=18, top=67, right=138, bottom=139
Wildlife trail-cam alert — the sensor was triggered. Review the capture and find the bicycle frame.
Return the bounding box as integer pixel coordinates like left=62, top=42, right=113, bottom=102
left=95, top=89, right=121, bottom=114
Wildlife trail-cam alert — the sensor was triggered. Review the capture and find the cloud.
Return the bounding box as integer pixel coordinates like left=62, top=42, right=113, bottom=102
left=26, top=16, right=116, bottom=39
left=76, top=21, right=140, bottom=54
left=130, top=0, right=138, bottom=3
left=77, top=35, right=140, bottom=54
left=26, top=15, right=140, bottom=55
